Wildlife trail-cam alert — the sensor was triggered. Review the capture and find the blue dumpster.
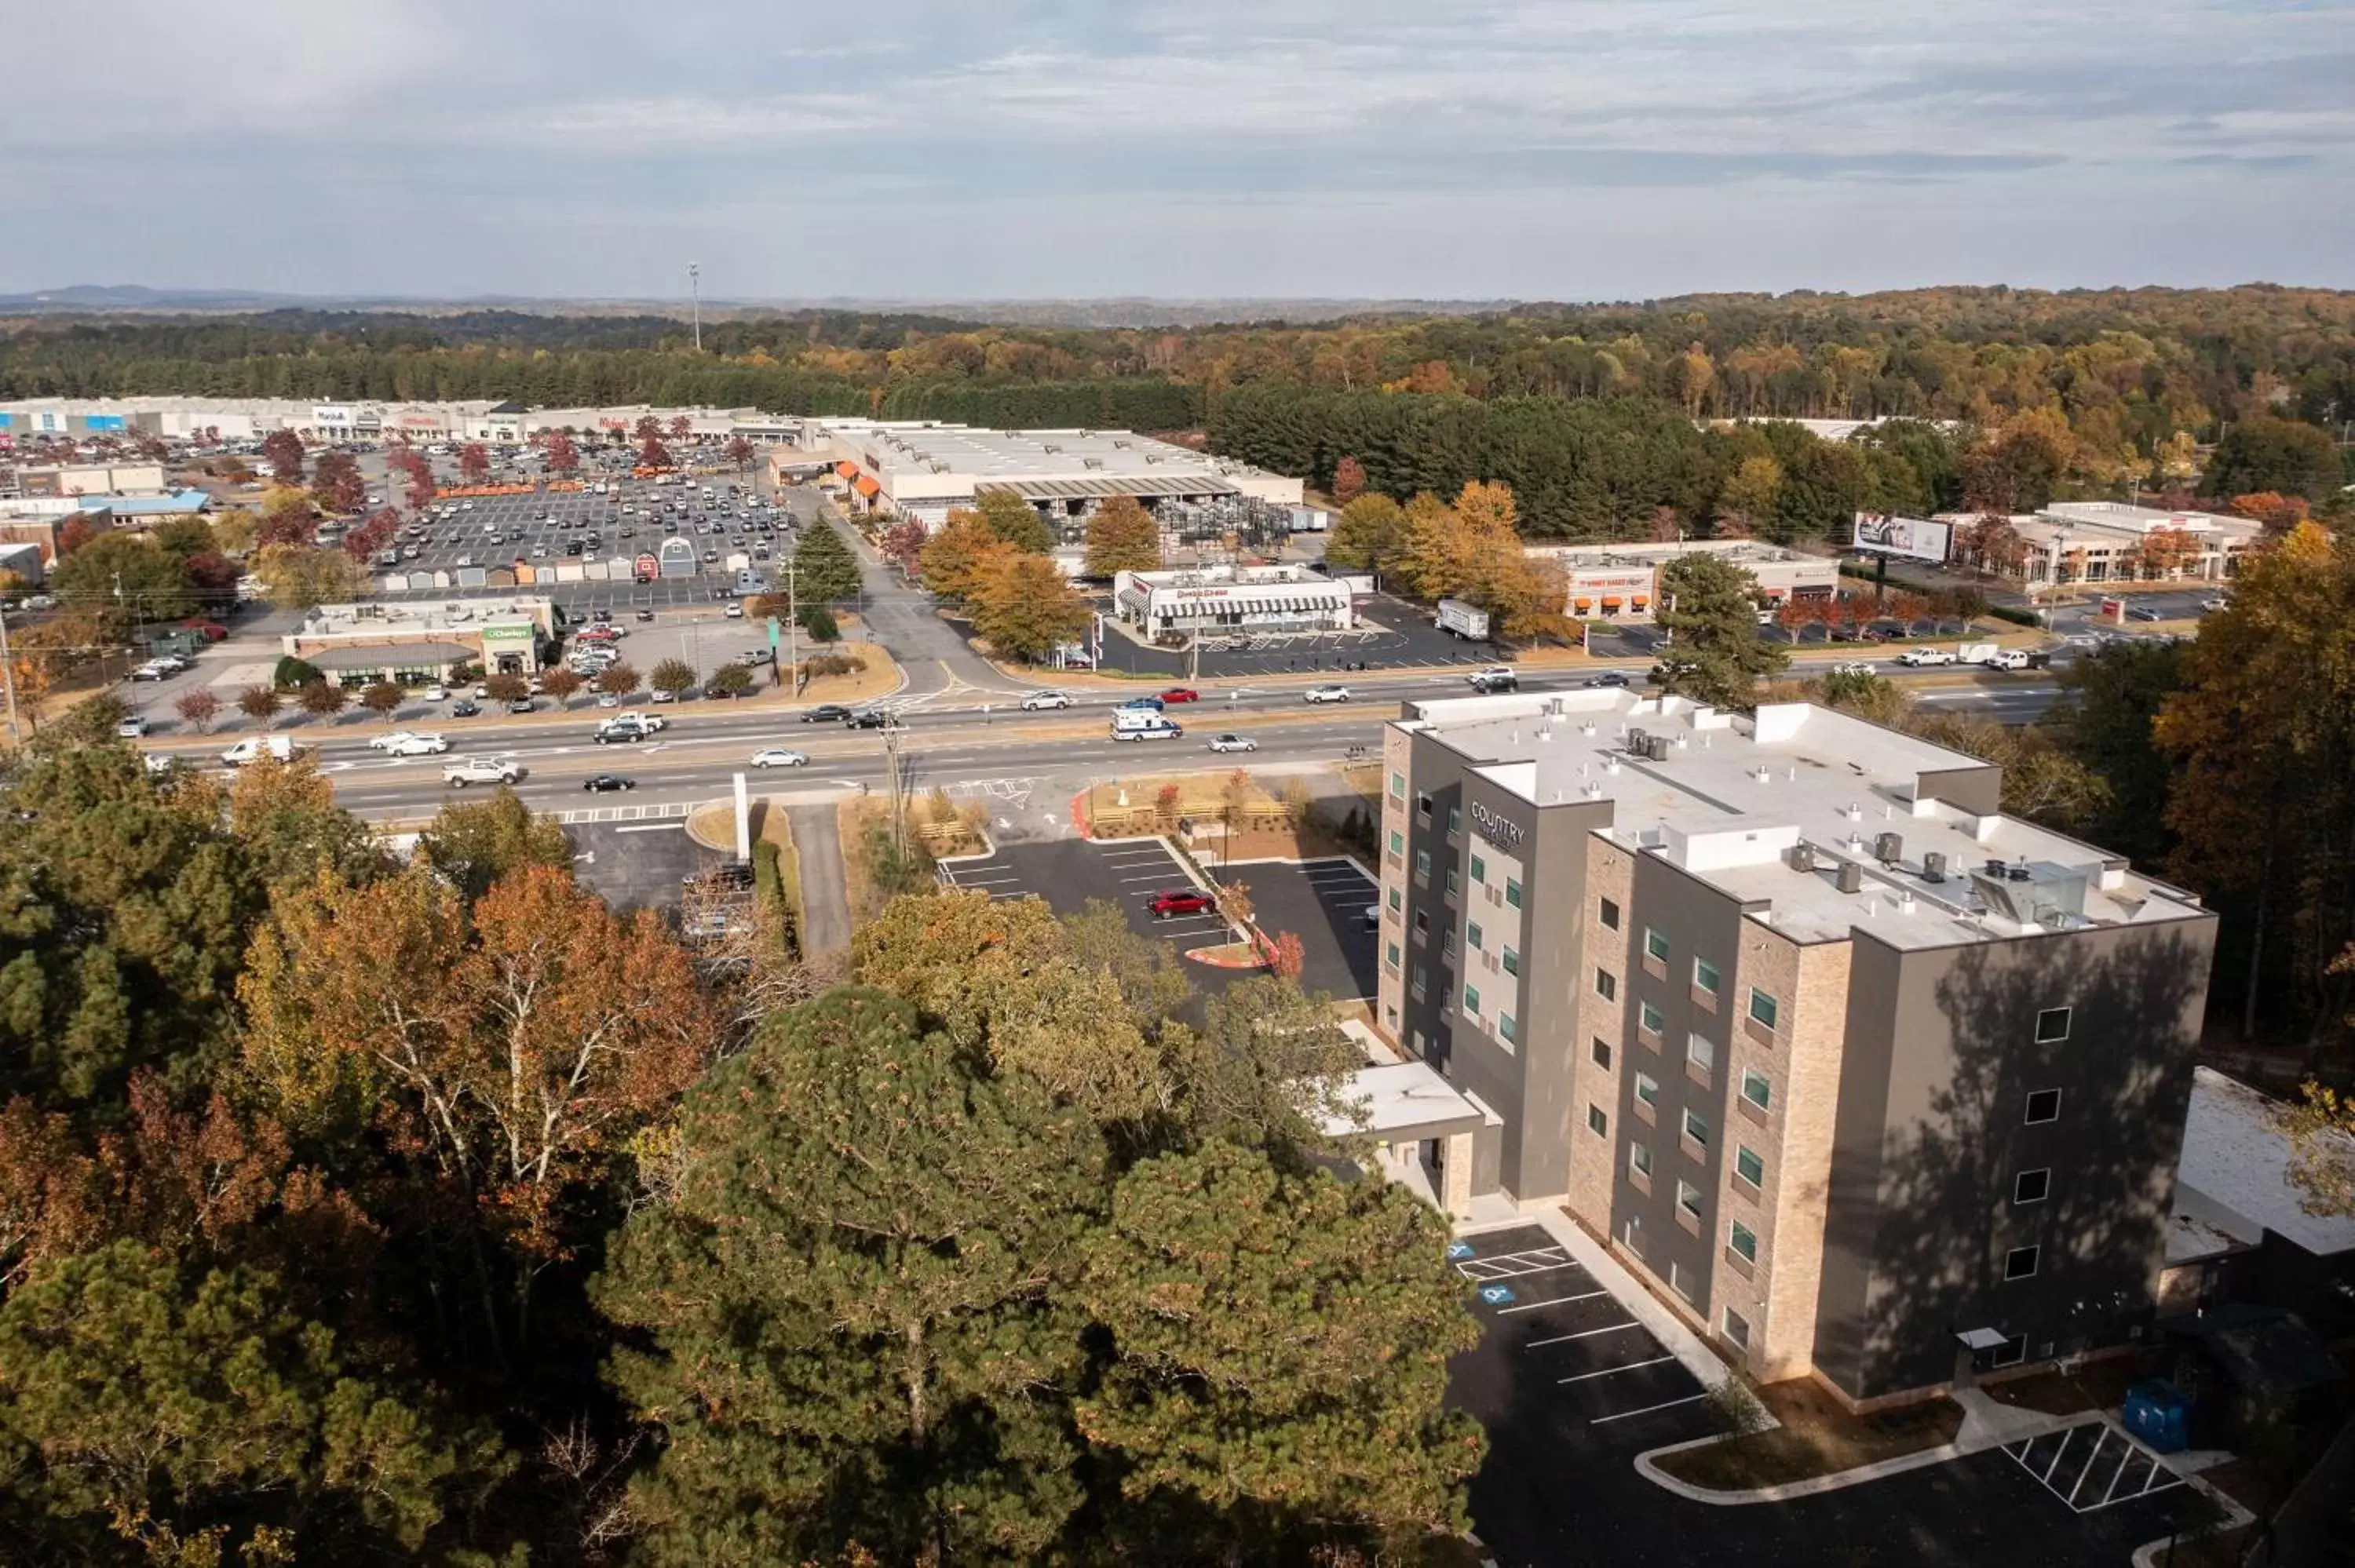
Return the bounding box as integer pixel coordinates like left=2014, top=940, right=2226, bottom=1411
left=2121, top=1379, right=2192, bottom=1453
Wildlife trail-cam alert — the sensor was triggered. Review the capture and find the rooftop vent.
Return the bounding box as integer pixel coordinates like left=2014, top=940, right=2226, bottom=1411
left=1836, top=860, right=1865, bottom=894
left=1627, top=728, right=1648, bottom=755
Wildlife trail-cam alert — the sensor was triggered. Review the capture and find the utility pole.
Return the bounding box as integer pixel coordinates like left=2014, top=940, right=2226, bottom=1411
left=688, top=264, right=701, bottom=353
left=0, top=600, right=21, bottom=748
left=783, top=556, right=798, bottom=694
left=882, top=709, right=907, bottom=859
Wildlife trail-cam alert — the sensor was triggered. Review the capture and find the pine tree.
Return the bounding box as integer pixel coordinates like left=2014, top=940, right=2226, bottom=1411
left=1650, top=552, right=1788, bottom=709
left=791, top=518, right=864, bottom=603
left=596, top=988, right=1105, bottom=1566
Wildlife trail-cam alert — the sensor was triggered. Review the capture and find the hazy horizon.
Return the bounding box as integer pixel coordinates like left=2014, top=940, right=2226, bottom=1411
left=5, top=1, right=2350, bottom=301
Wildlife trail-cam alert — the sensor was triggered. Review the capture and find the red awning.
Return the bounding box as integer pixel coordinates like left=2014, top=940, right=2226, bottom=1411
left=1601, top=596, right=1623, bottom=607
left=1572, top=596, right=1594, bottom=611
left=853, top=475, right=881, bottom=497
left=1631, top=595, right=1650, bottom=607
left=834, top=460, right=857, bottom=478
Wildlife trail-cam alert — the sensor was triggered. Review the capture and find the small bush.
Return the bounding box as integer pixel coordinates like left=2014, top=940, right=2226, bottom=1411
left=1704, top=1378, right=1769, bottom=1437
left=272, top=654, right=323, bottom=689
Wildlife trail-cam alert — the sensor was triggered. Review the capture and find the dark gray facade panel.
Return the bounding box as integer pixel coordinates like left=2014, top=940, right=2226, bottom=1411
left=1915, top=764, right=2003, bottom=817
left=1814, top=913, right=2220, bottom=1401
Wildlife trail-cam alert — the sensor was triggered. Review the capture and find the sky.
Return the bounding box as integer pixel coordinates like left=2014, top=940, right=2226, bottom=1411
left=3, top=0, right=2352, bottom=302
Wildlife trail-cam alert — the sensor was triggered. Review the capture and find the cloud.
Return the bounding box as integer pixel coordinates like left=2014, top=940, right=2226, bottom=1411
left=1, top=0, right=2348, bottom=297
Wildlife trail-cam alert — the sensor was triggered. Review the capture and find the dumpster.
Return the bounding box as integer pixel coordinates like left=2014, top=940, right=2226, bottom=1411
left=2121, top=1379, right=2192, bottom=1453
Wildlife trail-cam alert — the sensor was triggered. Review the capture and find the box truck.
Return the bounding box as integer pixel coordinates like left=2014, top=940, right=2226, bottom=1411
left=1436, top=599, right=1491, bottom=640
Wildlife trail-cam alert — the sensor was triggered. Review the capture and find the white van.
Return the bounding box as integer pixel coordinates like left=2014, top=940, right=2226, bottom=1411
left=220, top=735, right=295, bottom=767
left=1112, top=718, right=1183, bottom=742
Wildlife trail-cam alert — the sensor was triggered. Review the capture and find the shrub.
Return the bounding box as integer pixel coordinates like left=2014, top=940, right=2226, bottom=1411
left=272, top=654, right=323, bottom=689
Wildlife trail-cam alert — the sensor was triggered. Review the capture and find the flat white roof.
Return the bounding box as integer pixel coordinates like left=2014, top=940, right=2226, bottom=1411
left=2176, top=1066, right=2355, bottom=1258
left=812, top=418, right=1280, bottom=490
left=1323, top=1059, right=1488, bottom=1140
left=1400, top=693, right=2205, bottom=949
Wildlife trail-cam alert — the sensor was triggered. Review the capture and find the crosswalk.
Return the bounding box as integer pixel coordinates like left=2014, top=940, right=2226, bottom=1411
left=556, top=799, right=694, bottom=826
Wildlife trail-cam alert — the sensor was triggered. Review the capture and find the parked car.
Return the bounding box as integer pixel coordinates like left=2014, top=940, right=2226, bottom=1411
left=636, top=608, right=656, bottom=622
left=750, top=748, right=809, bottom=768
left=443, top=757, right=520, bottom=786
left=449, top=699, right=482, bottom=717
left=506, top=698, right=535, bottom=714
left=582, top=774, right=636, bottom=793
left=423, top=684, right=448, bottom=701
left=116, top=716, right=148, bottom=738
left=1020, top=690, right=1071, bottom=710
left=1148, top=888, right=1216, bottom=919
left=724, top=603, right=744, bottom=618
left=1303, top=685, right=1352, bottom=704
left=1207, top=733, right=1258, bottom=753
left=2127, top=607, right=2163, bottom=622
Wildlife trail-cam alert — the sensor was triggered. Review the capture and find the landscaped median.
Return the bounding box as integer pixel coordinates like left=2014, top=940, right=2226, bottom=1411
left=1641, top=1380, right=1964, bottom=1500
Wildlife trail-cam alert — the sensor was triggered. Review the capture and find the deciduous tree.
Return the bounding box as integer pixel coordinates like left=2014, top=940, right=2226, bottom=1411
left=593, top=662, right=642, bottom=699
left=2204, top=417, right=2342, bottom=502
left=298, top=679, right=349, bottom=719
left=648, top=658, right=697, bottom=698
left=724, top=434, right=755, bottom=469
left=483, top=673, right=528, bottom=704
left=260, top=429, right=306, bottom=484
left=360, top=680, right=404, bottom=720
left=918, top=508, right=1003, bottom=602
left=254, top=543, right=365, bottom=609
left=457, top=443, right=491, bottom=483
left=1083, top=494, right=1162, bottom=577
left=541, top=430, right=580, bottom=475
left=1328, top=493, right=1404, bottom=575
left=311, top=450, right=366, bottom=513
left=50, top=531, right=199, bottom=638
left=416, top=790, right=575, bottom=905
left=977, top=487, right=1055, bottom=554
left=173, top=687, right=222, bottom=732
left=540, top=667, right=585, bottom=706
left=1331, top=454, right=1367, bottom=505
left=967, top=549, right=1090, bottom=663
left=236, top=684, right=283, bottom=729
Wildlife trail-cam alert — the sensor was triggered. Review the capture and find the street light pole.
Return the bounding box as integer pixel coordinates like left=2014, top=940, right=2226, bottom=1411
left=0, top=600, right=21, bottom=747
left=688, top=263, right=701, bottom=353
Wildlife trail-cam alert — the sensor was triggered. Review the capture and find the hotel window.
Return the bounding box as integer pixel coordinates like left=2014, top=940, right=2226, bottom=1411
left=1588, top=1103, right=1608, bottom=1137
left=1386, top=942, right=1400, bottom=968
left=1505, top=877, right=1522, bottom=909
left=1629, top=1141, right=1653, bottom=1180
left=1444, top=869, right=1459, bottom=901
left=1416, top=792, right=1433, bottom=823
left=1447, top=806, right=1461, bottom=837
left=1686, top=1033, right=1715, bottom=1074
left=1722, top=1307, right=1751, bottom=1350
left=1595, top=968, right=1616, bottom=1001
left=2036, top=1007, right=2072, bottom=1044
left=1389, top=830, right=1404, bottom=855
left=1470, top=854, right=1486, bottom=884
left=1742, top=1070, right=1773, bottom=1110
left=1729, top=1220, right=1758, bottom=1263
left=1411, top=965, right=1426, bottom=1001
left=1466, top=922, right=1484, bottom=952
left=2025, top=1088, right=2062, bottom=1125
left=1693, top=957, right=1721, bottom=997
left=1639, top=1001, right=1665, bottom=1036
left=1388, top=887, right=1402, bottom=912
left=1414, top=850, right=1430, bottom=884
left=2004, top=1245, right=2040, bottom=1282
left=1682, top=1108, right=1710, bottom=1150
left=1735, top=1145, right=1765, bottom=1187
left=1462, top=985, right=1481, bottom=1017
left=1441, top=929, right=1456, bottom=961
left=2014, top=1169, right=2051, bottom=1205
left=1502, top=946, right=1519, bottom=977
left=1634, top=1072, right=1659, bottom=1109
left=1676, top=1180, right=1704, bottom=1221
left=1390, top=771, right=1405, bottom=800
left=1749, top=987, right=1780, bottom=1031
left=1598, top=896, right=1621, bottom=931
left=1499, top=1012, right=1517, bottom=1045
left=1645, top=928, right=1670, bottom=964
left=1591, top=1037, right=1612, bottom=1070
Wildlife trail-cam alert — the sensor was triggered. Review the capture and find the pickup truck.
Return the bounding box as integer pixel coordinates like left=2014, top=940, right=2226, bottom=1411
left=1981, top=650, right=2032, bottom=672
left=444, top=757, right=521, bottom=786
left=1893, top=648, right=1957, bottom=667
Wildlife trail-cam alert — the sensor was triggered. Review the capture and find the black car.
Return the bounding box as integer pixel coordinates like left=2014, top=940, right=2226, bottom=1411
left=450, top=699, right=482, bottom=717
left=845, top=709, right=888, bottom=730
left=582, top=774, right=635, bottom=793
left=1583, top=671, right=1631, bottom=687
left=802, top=702, right=852, bottom=724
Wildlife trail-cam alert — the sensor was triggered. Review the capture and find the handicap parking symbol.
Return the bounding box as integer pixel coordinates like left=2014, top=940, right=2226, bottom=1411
left=1479, top=1285, right=1516, bottom=1305
left=1447, top=1242, right=1474, bottom=1260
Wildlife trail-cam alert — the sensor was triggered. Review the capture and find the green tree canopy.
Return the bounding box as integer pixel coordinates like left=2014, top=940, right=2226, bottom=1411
left=415, top=788, right=575, bottom=904
left=976, top=487, right=1055, bottom=554
left=49, top=531, right=198, bottom=638
left=1650, top=553, right=1789, bottom=709
left=792, top=517, right=864, bottom=603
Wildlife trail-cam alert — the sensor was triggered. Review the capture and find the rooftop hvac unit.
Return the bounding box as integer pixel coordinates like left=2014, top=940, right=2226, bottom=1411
left=1041, top=443, right=1063, bottom=454
left=1083, top=458, right=1104, bottom=469
left=1984, top=859, right=2008, bottom=879
left=1114, top=439, right=1130, bottom=448
left=1836, top=861, right=1865, bottom=895
left=1627, top=728, right=1649, bottom=755
left=1874, top=833, right=1904, bottom=867
left=1648, top=736, right=1672, bottom=761
left=1922, top=851, right=1948, bottom=883
left=1789, top=843, right=1816, bottom=873
left=2006, top=863, right=2033, bottom=882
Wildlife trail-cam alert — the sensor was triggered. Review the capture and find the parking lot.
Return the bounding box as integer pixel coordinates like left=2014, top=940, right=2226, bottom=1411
left=1219, top=856, right=1379, bottom=999
left=939, top=837, right=1235, bottom=953
left=357, top=461, right=797, bottom=612
left=1450, top=1222, right=2221, bottom=1567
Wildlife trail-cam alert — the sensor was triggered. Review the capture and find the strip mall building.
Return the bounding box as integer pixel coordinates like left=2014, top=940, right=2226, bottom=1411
left=1524, top=540, right=1839, bottom=624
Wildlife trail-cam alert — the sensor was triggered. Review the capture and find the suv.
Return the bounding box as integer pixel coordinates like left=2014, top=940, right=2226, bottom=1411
left=1303, top=685, right=1352, bottom=703
left=1148, top=888, right=1215, bottom=919
left=1467, top=667, right=1517, bottom=693
left=1020, top=690, right=1071, bottom=711
left=443, top=757, right=520, bottom=786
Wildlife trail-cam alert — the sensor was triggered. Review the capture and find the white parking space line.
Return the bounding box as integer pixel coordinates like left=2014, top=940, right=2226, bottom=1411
left=1526, top=1322, right=1642, bottom=1348
left=1459, top=1260, right=1582, bottom=1282
left=1590, top=1393, right=1708, bottom=1425
left=614, top=822, right=685, bottom=834
left=1557, top=1355, right=1677, bottom=1386
left=1495, top=1289, right=1610, bottom=1315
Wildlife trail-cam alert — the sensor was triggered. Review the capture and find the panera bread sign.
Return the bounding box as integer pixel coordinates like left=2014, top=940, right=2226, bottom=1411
left=1469, top=800, right=1525, bottom=851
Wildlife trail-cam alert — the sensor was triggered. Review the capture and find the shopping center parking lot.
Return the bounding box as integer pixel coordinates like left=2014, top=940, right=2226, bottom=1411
left=1086, top=590, right=1507, bottom=679
left=1220, top=856, right=1379, bottom=998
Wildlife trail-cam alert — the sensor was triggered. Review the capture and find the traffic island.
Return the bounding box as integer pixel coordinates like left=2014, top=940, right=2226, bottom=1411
left=837, top=793, right=988, bottom=922
left=1647, top=1381, right=1963, bottom=1495
left=1075, top=768, right=1364, bottom=862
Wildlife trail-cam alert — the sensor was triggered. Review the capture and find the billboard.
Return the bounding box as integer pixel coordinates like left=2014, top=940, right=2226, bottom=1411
left=1853, top=512, right=1952, bottom=564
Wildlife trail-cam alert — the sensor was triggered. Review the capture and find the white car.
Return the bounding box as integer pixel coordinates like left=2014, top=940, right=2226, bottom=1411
left=387, top=732, right=450, bottom=757
left=1829, top=661, right=1877, bottom=676
left=423, top=684, right=448, bottom=701
left=368, top=731, right=418, bottom=751
left=2200, top=597, right=2230, bottom=612
left=443, top=757, right=520, bottom=786
left=750, top=748, right=809, bottom=768
left=1303, top=685, right=1352, bottom=704
left=1020, top=691, right=1071, bottom=711
left=117, top=715, right=149, bottom=738
left=1207, top=733, right=1258, bottom=753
